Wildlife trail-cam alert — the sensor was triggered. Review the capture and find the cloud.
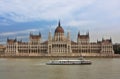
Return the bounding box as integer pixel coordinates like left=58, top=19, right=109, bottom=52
left=0, top=0, right=96, bottom=22
left=0, top=0, right=120, bottom=43
left=0, top=29, right=40, bottom=36
left=16, top=35, right=29, bottom=39
left=0, top=0, right=120, bottom=27
left=64, top=20, right=96, bottom=27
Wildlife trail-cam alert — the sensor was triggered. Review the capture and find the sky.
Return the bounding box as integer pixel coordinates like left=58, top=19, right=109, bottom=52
left=0, top=0, right=120, bottom=44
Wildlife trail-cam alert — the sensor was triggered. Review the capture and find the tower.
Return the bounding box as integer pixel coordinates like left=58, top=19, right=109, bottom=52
left=29, top=32, right=41, bottom=44
left=48, top=31, right=52, bottom=41
left=54, top=20, right=64, bottom=41
left=67, top=31, right=70, bottom=41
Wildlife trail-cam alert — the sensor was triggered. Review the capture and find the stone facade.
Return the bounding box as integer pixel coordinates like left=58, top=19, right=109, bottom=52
left=5, top=21, right=114, bottom=56
left=0, top=44, right=6, bottom=55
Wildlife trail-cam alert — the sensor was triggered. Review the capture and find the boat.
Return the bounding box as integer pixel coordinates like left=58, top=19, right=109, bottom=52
left=46, top=58, right=92, bottom=65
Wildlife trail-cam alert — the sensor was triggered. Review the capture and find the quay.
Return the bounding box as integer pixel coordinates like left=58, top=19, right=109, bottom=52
left=0, top=54, right=120, bottom=58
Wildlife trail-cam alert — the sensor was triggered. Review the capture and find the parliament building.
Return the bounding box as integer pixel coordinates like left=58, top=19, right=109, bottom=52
left=5, top=21, right=114, bottom=56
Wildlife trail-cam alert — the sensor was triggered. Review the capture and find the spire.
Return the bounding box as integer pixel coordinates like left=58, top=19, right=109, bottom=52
left=15, top=38, right=17, bottom=42
left=30, top=32, right=32, bottom=36
left=49, top=26, right=51, bottom=32
left=78, top=31, right=80, bottom=38
left=39, top=32, right=41, bottom=37
left=78, top=31, right=80, bottom=34
left=86, top=31, right=89, bottom=37
left=7, top=37, right=9, bottom=41
left=110, top=37, right=112, bottom=43
left=20, top=39, right=22, bottom=42
left=87, top=31, right=89, bottom=36
left=110, top=37, right=112, bottom=40
left=102, top=37, right=104, bottom=41
left=7, top=37, right=9, bottom=40
left=48, top=31, right=52, bottom=41
left=58, top=20, right=61, bottom=27
left=67, top=31, right=70, bottom=41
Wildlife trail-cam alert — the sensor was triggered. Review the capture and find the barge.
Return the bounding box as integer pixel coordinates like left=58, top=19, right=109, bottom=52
left=46, top=58, right=92, bottom=65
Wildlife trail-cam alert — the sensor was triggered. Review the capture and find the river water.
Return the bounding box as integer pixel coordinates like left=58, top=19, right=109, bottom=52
left=0, top=58, right=120, bottom=79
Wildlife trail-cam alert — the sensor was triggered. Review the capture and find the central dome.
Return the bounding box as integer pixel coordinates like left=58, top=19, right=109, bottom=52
left=55, top=21, right=64, bottom=33
left=55, top=26, right=64, bottom=33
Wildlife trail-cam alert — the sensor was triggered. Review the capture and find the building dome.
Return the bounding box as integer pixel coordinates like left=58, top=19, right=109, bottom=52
left=55, top=26, right=64, bottom=33
left=55, top=21, right=64, bottom=33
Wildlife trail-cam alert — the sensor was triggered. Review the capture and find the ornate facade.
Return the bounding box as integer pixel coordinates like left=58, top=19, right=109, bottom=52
left=5, top=21, right=114, bottom=56
left=0, top=44, right=6, bottom=55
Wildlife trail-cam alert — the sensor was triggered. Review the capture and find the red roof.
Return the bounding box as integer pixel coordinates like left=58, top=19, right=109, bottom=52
left=102, top=39, right=111, bottom=44
left=78, top=35, right=89, bottom=39
left=30, top=35, right=41, bottom=39
left=55, top=26, right=64, bottom=33
left=7, top=39, right=16, bottom=44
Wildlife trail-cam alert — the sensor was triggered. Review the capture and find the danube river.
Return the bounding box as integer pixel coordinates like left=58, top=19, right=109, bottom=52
left=0, top=58, right=120, bottom=79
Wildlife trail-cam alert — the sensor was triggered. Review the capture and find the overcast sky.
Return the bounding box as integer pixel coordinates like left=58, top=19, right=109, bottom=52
left=0, top=0, right=120, bottom=43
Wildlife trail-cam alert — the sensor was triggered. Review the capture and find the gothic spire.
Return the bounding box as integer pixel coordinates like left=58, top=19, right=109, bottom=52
left=30, top=32, right=32, bottom=36
left=87, top=31, right=89, bottom=38
left=58, top=20, right=61, bottom=27
left=39, top=32, right=41, bottom=37
left=78, top=31, right=80, bottom=38
left=102, top=37, right=104, bottom=41
left=110, top=37, right=112, bottom=43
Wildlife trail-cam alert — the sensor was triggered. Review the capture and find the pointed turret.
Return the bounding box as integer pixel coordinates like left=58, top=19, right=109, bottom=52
left=48, top=31, right=52, bottom=41
left=67, top=31, right=70, bottom=41
left=30, top=32, right=32, bottom=36
left=20, top=39, right=22, bottom=42
left=78, top=31, right=80, bottom=38
left=15, top=38, right=17, bottom=42
left=110, top=37, right=112, bottom=43
left=87, top=31, right=89, bottom=38
left=58, top=20, right=61, bottom=27
left=7, top=37, right=9, bottom=41
left=39, top=32, right=41, bottom=37
left=102, top=37, right=104, bottom=41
